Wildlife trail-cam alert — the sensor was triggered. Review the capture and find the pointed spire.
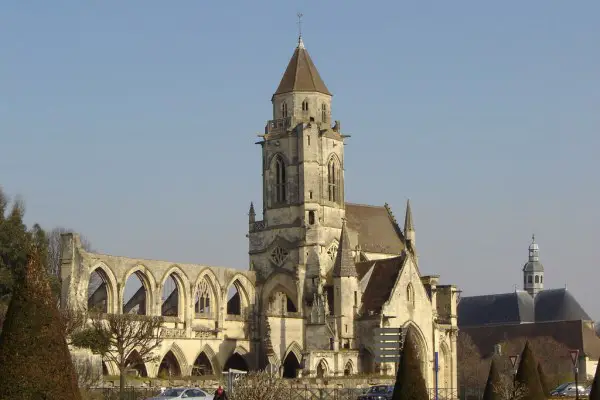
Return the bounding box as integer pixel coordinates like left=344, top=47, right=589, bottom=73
left=248, top=202, right=255, bottom=223
left=404, top=199, right=415, bottom=244
left=273, top=38, right=331, bottom=97
left=333, top=219, right=357, bottom=278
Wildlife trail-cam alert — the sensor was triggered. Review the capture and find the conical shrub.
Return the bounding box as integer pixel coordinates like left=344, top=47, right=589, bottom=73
left=515, top=341, right=545, bottom=400
left=392, top=327, right=429, bottom=400
left=0, top=248, right=81, bottom=399
left=589, top=361, right=600, bottom=400
left=482, top=358, right=503, bottom=400
left=537, top=362, right=550, bottom=397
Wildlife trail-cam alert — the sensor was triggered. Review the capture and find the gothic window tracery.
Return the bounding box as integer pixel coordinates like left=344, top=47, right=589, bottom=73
left=270, top=246, right=289, bottom=266
left=327, top=242, right=338, bottom=261
left=274, top=156, right=286, bottom=204
left=195, top=278, right=212, bottom=316
left=327, top=158, right=340, bottom=203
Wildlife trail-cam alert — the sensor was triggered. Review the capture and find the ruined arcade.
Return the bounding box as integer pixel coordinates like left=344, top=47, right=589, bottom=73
left=60, top=35, right=459, bottom=389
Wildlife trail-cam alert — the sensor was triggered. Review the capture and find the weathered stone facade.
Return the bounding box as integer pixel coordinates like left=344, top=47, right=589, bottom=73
left=60, top=35, right=459, bottom=389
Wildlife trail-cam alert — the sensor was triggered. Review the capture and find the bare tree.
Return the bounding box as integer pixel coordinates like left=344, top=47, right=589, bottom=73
left=228, top=370, right=293, bottom=400
left=492, top=374, right=529, bottom=400
left=458, top=331, right=488, bottom=389
left=47, top=227, right=93, bottom=277
left=71, top=312, right=163, bottom=399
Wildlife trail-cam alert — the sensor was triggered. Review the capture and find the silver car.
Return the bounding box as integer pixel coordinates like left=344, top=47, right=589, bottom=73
left=146, top=387, right=214, bottom=400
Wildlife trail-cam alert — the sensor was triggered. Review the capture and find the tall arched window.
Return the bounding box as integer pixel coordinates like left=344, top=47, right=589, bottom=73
left=327, top=157, right=339, bottom=202
left=535, top=275, right=539, bottom=284
left=281, top=102, right=288, bottom=118
left=528, top=275, right=533, bottom=284
left=302, top=99, right=309, bottom=112
left=321, top=103, right=327, bottom=122
left=275, top=156, right=286, bottom=203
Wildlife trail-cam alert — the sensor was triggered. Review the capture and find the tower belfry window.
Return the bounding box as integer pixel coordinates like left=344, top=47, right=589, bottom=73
left=275, top=156, right=286, bottom=203
left=302, top=99, right=309, bottom=112
left=328, top=158, right=339, bottom=202
left=282, top=102, right=288, bottom=119
left=321, top=103, right=327, bottom=122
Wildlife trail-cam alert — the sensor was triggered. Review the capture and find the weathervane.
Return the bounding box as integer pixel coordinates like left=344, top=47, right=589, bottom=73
left=297, top=13, right=303, bottom=38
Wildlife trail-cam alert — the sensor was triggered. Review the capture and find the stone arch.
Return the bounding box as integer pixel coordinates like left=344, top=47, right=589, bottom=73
left=192, top=344, right=220, bottom=376
left=103, top=360, right=119, bottom=376
left=316, top=358, right=329, bottom=378
left=158, top=343, right=188, bottom=377
left=225, top=274, right=252, bottom=316
left=344, top=359, right=354, bottom=376
left=326, top=154, right=341, bottom=203
left=261, top=272, right=298, bottom=315
left=267, top=152, right=291, bottom=169
left=406, top=283, right=415, bottom=306
left=159, top=266, right=190, bottom=319
left=402, top=321, right=429, bottom=378
left=282, top=347, right=302, bottom=378
left=283, top=341, right=303, bottom=364
left=87, top=262, right=119, bottom=314
left=438, top=341, right=451, bottom=389
left=224, top=347, right=249, bottom=372
left=193, top=269, right=221, bottom=318
left=325, top=240, right=339, bottom=262
left=121, top=265, right=157, bottom=315
left=125, top=349, right=148, bottom=377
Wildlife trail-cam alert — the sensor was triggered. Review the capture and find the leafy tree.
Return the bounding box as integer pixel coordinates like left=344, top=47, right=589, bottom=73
left=483, top=358, right=502, bottom=400
left=589, top=361, right=600, bottom=400
left=392, top=327, right=428, bottom=400
left=537, top=362, right=550, bottom=398
left=0, top=244, right=81, bottom=399
left=71, top=312, right=163, bottom=399
left=515, top=341, right=545, bottom=400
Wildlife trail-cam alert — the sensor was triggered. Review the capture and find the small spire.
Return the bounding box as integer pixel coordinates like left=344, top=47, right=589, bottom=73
left=249, top=202, right=255, bottom=216
left=404, top=199, right=415, bottom=244
left=333, top=218, right=357, bottom=278
left=297, top=12, right=305, bottom=49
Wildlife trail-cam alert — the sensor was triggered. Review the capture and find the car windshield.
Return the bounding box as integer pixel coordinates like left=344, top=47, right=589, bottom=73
left=162, top=388, right=185, bottom=397
left=554, top=383, right=570, bottom=391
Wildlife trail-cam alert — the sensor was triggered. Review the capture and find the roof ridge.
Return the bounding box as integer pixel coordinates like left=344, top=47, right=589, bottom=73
left=345, top=202, right=386, bottom=209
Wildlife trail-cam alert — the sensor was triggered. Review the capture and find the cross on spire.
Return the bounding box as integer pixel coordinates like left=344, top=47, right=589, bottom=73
left=297, top=13, right=305, bottom=49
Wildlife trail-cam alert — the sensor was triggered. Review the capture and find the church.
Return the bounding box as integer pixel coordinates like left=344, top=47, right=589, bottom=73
left=60, top=35, right=459, bottom=389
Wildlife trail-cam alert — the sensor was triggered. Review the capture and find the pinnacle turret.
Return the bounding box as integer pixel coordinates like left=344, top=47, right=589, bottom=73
left=404, top=199, right=415, bottom=245
left=332, top=219, right=357, bottom=278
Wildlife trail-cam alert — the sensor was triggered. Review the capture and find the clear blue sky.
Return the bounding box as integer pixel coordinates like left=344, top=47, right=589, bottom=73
left=1, top=2, right=598, bottom=318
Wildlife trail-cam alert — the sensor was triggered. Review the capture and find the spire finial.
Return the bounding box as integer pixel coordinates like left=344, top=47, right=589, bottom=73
left=531, top=233, right=536, bottom=243
left=297, top=13, right=305, bottom=49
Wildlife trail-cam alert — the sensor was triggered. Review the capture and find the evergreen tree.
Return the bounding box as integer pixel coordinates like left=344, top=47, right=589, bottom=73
left=515, top=341, right=545, bottom=400
left=392, top=328, right=429, bottom=400
left=0, top=246, right=81, bottom=399
left=482, top=358, right=502, bottom=400
left=537, top=362, right=551, bottom=398
left=589, top=361, right=600, bottom=400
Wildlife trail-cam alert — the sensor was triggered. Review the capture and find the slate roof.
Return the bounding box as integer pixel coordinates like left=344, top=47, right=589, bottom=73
left=457, top=291, right=535, bottom=327
left=356, top=253, right=408, bottom=315
left=274, top=39, right=331, bottom=96
left=344, top=203, right=405, bottom=255
left=462, top=320, right=600, bottom=359
left=534, top=288, right=592, bottom=322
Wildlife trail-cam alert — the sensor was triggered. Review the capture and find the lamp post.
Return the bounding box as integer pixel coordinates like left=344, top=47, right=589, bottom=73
left=570, top=350, right=580, bottom=400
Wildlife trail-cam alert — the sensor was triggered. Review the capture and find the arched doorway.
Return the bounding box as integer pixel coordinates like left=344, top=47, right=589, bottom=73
left=282, top=352, right=301, bottom=378
left=158, top=351, right=182, bottom=378
left=192, top=352, right=214, bottom=376
left=344, top=360, right=353, bottom=376
left=224, top=353, right=248, bottom=372
left=316, top=360, right=327, bottom=378
left=125, top=350, right=148, bottom=377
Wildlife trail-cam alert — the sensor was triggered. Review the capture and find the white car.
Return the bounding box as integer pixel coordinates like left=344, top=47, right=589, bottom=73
left=145, top=387, right=214, bottom=400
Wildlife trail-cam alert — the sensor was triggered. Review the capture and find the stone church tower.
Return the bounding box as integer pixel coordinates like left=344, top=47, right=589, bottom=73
left=248, top=35, right=347, bottom=313
left=523, top=235, right=544, bottom=297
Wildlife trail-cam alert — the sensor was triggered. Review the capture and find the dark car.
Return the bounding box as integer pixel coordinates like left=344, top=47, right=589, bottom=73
left=358, top=385, right=394, bottom=400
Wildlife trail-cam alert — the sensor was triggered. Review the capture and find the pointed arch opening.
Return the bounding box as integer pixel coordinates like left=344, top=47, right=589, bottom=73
left=227, top=279, right=248, bottom=317
left=344, top=360, right=354, bottom=376
left=87, top=267, right=112, bottom=313
left=274, top=155, right=287, bottom=204
left=224, top=353, right=248, bottom=372
left=302, top=98, right=309, bottom=112
left=282, top=351, right=301, bottom=378
left=195, top=275, right=216, bottom=318
left=267, top=289, right=297, bottom=316
left=125, top=350, right=148, bottom=377
left=161, top=271, right=184, bottom=317
left=158, top=350, right=182, bottom=378
left=327, top=156, right=340, bottom=203
left=316, top=359, right=328, bottom=378
left=406, top=283, right=415, bottom=306
left=281, top=102, right=288, bottom=119
left=192, top=352, right=214, bottom=376
left=321, top=103, right=327, bottom=122
left=123, top=270, right=152, bottom=315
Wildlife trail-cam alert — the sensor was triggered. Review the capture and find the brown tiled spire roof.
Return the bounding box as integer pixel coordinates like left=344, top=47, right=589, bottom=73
left=333, top=219, right=357, bottom=278
left=274, top=37, right=331, bottom=96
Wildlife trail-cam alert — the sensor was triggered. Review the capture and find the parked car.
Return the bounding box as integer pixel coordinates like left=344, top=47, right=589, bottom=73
left=358, top=385, right=394, bottom=400
left=550, top=382, right=587, bottom=397
left=145, top=387, right=214, bottom=400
